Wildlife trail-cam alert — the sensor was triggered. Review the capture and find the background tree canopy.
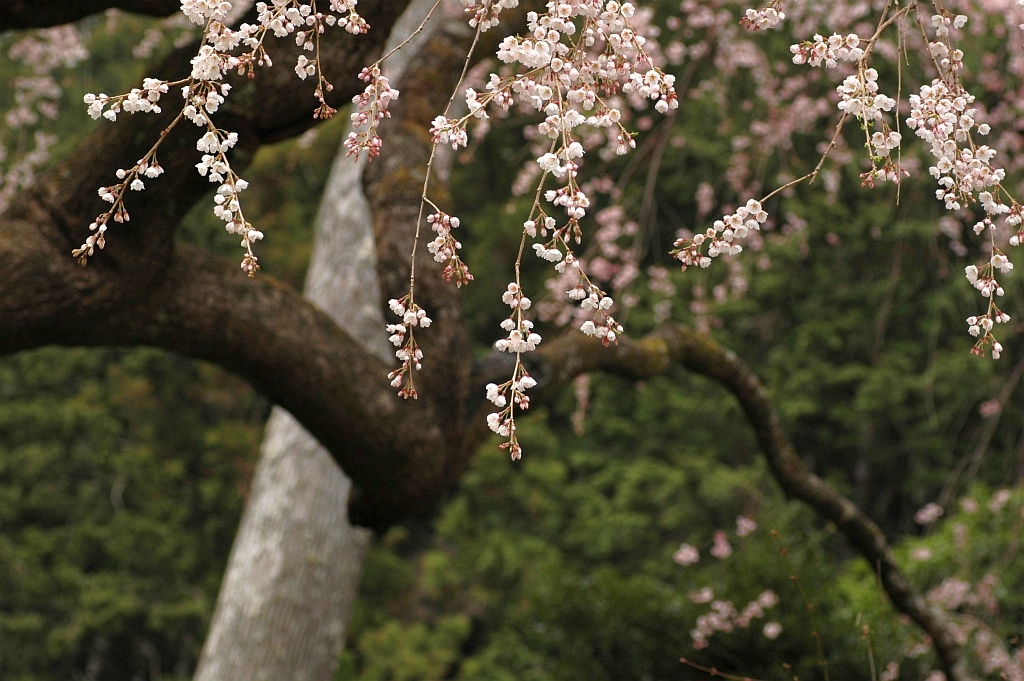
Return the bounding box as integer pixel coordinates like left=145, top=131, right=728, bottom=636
left=2, top=2, right=1024, bottom=680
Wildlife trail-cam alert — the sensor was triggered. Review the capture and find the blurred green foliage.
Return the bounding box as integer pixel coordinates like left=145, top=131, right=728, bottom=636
left=0, top=349, right=263, bottom=680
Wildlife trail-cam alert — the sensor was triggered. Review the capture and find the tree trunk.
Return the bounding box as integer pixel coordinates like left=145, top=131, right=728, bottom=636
left=194, top=3, right=444, bottom=678
left=192, top=411, right=370, bottom=681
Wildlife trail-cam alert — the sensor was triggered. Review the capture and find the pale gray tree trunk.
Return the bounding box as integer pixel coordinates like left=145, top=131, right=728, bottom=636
left=194, top=4, right=443, bottom=679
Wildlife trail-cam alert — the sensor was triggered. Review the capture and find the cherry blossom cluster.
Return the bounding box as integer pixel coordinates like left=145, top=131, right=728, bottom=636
left=1, top=26, right=89, bottom=215
left=836, top=69, right=894, bottom=126
left=185, top=0, right=365, bottom=84
left=535, top=192, right=674, bottom=330
left=671, top=198, right=768, bottom=270
left=7, top=78, right=60, bottom=127
left=789, top=32, right=864, bottom=68
left=445, top=0, right=680, bottom=254
left=783, top=22, right=907, bottom=187
left=672, top=514, right=783, bottom=650
left=913, top=13, right=1024, bottom=357
left=907, top=490, right=1024, bottom=679
left=909, top=80, right=1004, bottom=210
left=494, top=284, right=542, bottom=355
left=704, top=1, right=1024, bottom=362
left=688, top=589, right=781, bottom=650
left=268, top=0, right=369, bottom=119
left=906, top=70, right=1022, bottom=356
left=386, top=295, right=432, bottom=399
left=673, top=543, right=699, bottom=566
left=739, top=2, right=785, bottom=31
left=964, top=259, right=1011, bottom=359
left=84, top=79, right=171, bottom=121
left=6, top=25, right=88, bottom=126
left=430, top=115, right=469, bottom=150
left=343, top=65, right=398, bottom=160
left=927, top=575, right=998, bottom=612
left=460, top=0, right=521, bottom=31
left=928, top=13, right=966, bottom=74
left=673, top=515, right=757, bottom=567
left=836, top=68, right=905, bottom=186
left=196, top=127, right=264, bottom=275
left=396, top=1, right=675, bottom=456
left=426, top=210, right=473, bottom=286
left=485, top=367, right=537, bottom=461
left=71, top=151, right=165, bottom=265
left=79, top=0, right=368, bottom=272
left=485, top=283, right=542, bottom=460
left=528, top=208, right=626, bottom=343
left=452, top=2, right=681, bottom=258
left=79, top=76, right=265, bottom=273
left=576, top=287, right=623, bottom=343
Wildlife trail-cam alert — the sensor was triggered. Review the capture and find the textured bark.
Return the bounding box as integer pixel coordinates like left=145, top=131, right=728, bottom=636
left=193, top=412, right=369, bottom=681
left=531, top=325, right=967, bottom=681
left=0, top=228, right=451, bottom=525
left=0, top=0, right=181, bottom=30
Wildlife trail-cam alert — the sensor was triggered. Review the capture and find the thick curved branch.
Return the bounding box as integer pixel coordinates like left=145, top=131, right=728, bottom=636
left=6, top=242, right=455, bottom=528
left=0, top=0, right=437, bottom=527
left=528, top=325, right=967, bottom=680
left=0, top=0, right=180, bottom=30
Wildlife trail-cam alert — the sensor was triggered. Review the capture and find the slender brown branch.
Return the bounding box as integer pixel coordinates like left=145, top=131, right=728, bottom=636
left=529, top=325, right=967, bottom=680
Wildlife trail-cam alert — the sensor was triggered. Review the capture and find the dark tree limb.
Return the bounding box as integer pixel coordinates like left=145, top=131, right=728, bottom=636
left=0, top=227, right=454, bottom=526
left=0, top=0, right=181, bottom=30
left=81, top=245, right=457, bottom=527
left=524, top=325, right=967, bottom=680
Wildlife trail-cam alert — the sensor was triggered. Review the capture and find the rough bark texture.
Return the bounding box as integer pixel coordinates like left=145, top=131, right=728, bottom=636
left=193, top=412, right=369, bottom=681
left=194, top=4, right=446, bottom=678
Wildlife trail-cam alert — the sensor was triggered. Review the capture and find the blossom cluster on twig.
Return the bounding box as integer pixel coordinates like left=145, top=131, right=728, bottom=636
left=79, top=0, right=367, bottom=274
left=673, top=1, right=1024, bottom=360
left=0, top=26, right=88, bottom=215
left=392, top=1, right=676, bottom=457
left=386, top=295, right=431, bottom=400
